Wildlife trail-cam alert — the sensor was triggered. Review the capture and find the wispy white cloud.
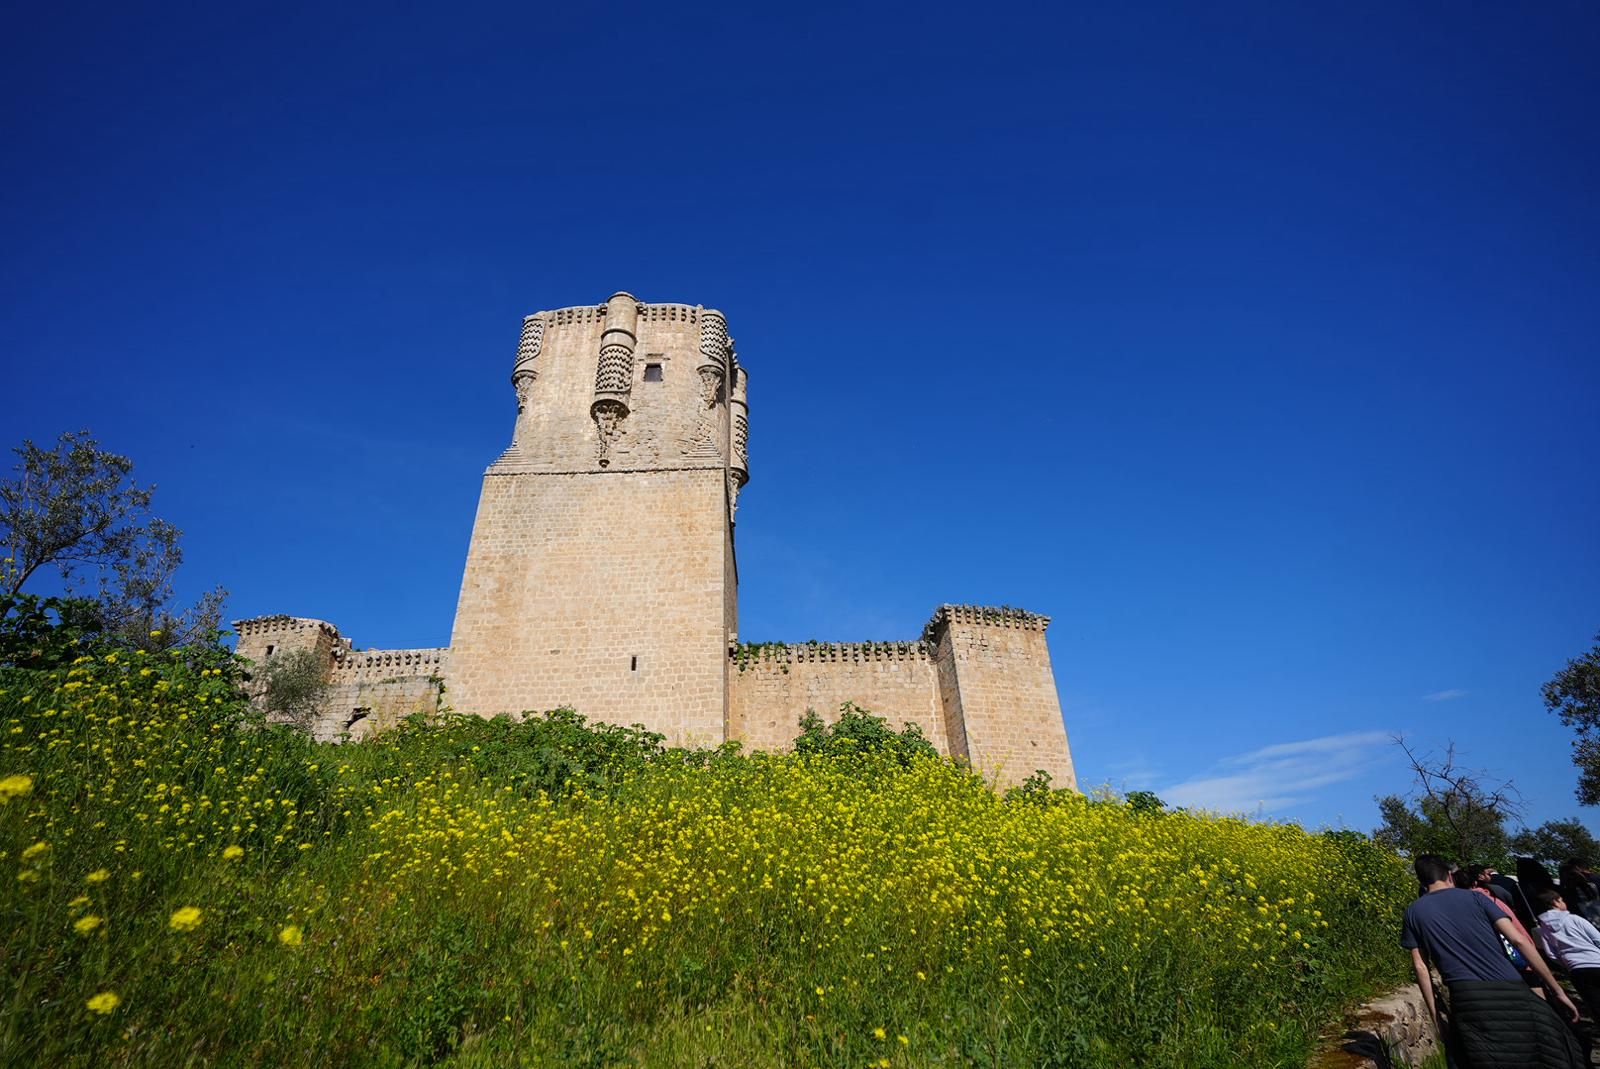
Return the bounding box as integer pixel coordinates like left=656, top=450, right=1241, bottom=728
left=1423, top=689, right=1468, bottom=703
left=1102, top=756, right=1162, bottom=792
left=1159, top=730, right=1394, bottom=815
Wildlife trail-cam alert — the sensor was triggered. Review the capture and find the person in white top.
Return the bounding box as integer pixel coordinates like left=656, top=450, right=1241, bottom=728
left=1536, top=888, right=1600, bottom=1021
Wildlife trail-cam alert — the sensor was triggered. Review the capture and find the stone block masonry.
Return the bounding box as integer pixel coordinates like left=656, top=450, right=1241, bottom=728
left=448, top=467, right=730, bottom=747
left=237, top=292, right=1077, bottom=787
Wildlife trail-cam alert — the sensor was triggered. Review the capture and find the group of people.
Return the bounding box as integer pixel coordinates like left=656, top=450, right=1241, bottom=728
left=1401, top=853, right=1600, bottom=1068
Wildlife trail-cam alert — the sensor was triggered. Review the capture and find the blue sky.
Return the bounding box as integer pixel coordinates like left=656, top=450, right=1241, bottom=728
left=4, top=2, right=1597, bottom=835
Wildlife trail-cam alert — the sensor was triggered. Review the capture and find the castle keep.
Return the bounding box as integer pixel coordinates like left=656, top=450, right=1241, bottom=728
left=237, top=293, right=1077, bottom=788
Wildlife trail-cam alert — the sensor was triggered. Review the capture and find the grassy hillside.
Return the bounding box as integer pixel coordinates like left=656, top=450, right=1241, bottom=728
left=0, top=617, right=1411, bottom=1067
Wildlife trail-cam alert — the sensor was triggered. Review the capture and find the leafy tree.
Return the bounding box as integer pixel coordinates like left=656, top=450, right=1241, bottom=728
left=0, top=593, right=104, bottom=670
left=1372, top=737, right=1519, bottom=865
left=1125, top=790, right=1167, bottom=814
left=793, top=702, right=939, bottom=766
left=258, top=649, right=332, bottom=730
left=1509, top=819, right=1600, bottom=866
left=0, top=430, right=224, bottom=648
left=1543, top=632, right=1600, bottom=805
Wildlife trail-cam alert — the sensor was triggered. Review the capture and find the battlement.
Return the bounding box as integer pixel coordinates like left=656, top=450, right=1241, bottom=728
left=330, top=647, right=448, bottom=682
left=234, top=615, right=344, bottom=645
left=732, top=640, right=934, bottom=671
left=726, top=602, right=1074, bottom=787
left=924, top=604, right=1051, bottom=639
left=529, top=300, right=709, bottom=328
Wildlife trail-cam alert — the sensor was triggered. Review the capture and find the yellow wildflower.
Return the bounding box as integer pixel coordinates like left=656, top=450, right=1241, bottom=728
left=74, top=915, right=103, bottom=935
left=86, top=991, right=120, bottom=1014
left=21, top=841, right=49, bottom=861
left=222, top=845, right=244, bottom=861
left=278, top=925, right=303, bottom=946
left=0, top=773, right=31, bottom=802
left=873, top=1027, right=887, bottom=1040
left=169, top=906, right=202, bottom=932
left=86, top=869, right=110, bottom=884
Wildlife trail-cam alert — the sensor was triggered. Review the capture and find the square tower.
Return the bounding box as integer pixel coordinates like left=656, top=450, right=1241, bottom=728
left=446, top=294, right=748, bottom=746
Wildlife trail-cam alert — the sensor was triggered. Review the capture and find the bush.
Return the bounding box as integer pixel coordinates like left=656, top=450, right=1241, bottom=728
left=793, top=701, right=941, bottom=767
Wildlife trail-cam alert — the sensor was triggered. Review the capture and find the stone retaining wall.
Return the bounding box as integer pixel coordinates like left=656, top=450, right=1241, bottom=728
left=1310, top=983, right=1438, bottom=1069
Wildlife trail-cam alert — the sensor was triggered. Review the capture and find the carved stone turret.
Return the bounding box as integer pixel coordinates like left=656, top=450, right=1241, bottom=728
left=691, top=309, right=729, bottom=458
left=591, top=292, right=639, bottom=467
left=510, top=314, right=545, bottom=449
left=728, top=360, right=750, bottom=519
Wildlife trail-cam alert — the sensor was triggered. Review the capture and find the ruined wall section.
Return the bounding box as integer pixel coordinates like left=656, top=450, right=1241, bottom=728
left=322, top=647, right=447, bottom=743
left=928, top=606, right=1077, bottom=790
left=232, top=616, right=445, bottom=742
left=727, top=643, right=947, bottom=753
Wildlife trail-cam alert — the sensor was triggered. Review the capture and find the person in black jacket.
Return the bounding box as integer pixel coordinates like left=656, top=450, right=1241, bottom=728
left=1559, top=859, right=1600, bottom=925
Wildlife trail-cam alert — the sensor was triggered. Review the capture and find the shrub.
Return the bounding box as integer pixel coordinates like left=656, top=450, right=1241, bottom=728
left=793, top=701, right=941, bottom=766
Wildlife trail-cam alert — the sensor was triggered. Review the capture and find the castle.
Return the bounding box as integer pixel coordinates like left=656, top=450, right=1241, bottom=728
left=236, top=293, right=1077, bottom=788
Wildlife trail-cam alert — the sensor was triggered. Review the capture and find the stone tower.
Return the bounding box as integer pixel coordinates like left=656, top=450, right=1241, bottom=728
left=446, top=294, right=746, bottom=746
left=236, top=291, right=1076, bottom=788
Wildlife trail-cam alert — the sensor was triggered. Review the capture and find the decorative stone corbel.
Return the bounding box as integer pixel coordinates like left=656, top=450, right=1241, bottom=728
left=691, top=309, right=730, bottom=456
left=592, top=398, right=626, bottom=467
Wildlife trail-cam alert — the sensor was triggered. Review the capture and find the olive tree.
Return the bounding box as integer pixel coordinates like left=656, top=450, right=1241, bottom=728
left=0, top=430, right=224, bottom=648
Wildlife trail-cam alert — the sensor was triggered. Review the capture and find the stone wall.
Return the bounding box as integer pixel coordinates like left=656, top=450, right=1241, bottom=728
left=447, top=468, right=731, bottom=747
left=1310, top=983, right=1439, bottom=1069
left=233, top=615, right=446, bottom=742
left=726, top=606, right=1077, bottom=789
left=322, top=647, right=447, bottom=743
left=931, top=606, right=1077, bottom=790
left=728, top=642, right=947, bottom=753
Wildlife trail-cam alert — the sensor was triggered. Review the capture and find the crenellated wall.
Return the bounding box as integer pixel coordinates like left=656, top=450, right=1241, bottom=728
left=233, top=615, right=446, bottom=742
left=726, top=607, right=1076, bottom=788
left=729, top=642, right=946, bottom=753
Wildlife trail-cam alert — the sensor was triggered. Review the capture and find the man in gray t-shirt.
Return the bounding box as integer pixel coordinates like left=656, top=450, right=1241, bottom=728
left=1401, top=885, right=1523, bottom=983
